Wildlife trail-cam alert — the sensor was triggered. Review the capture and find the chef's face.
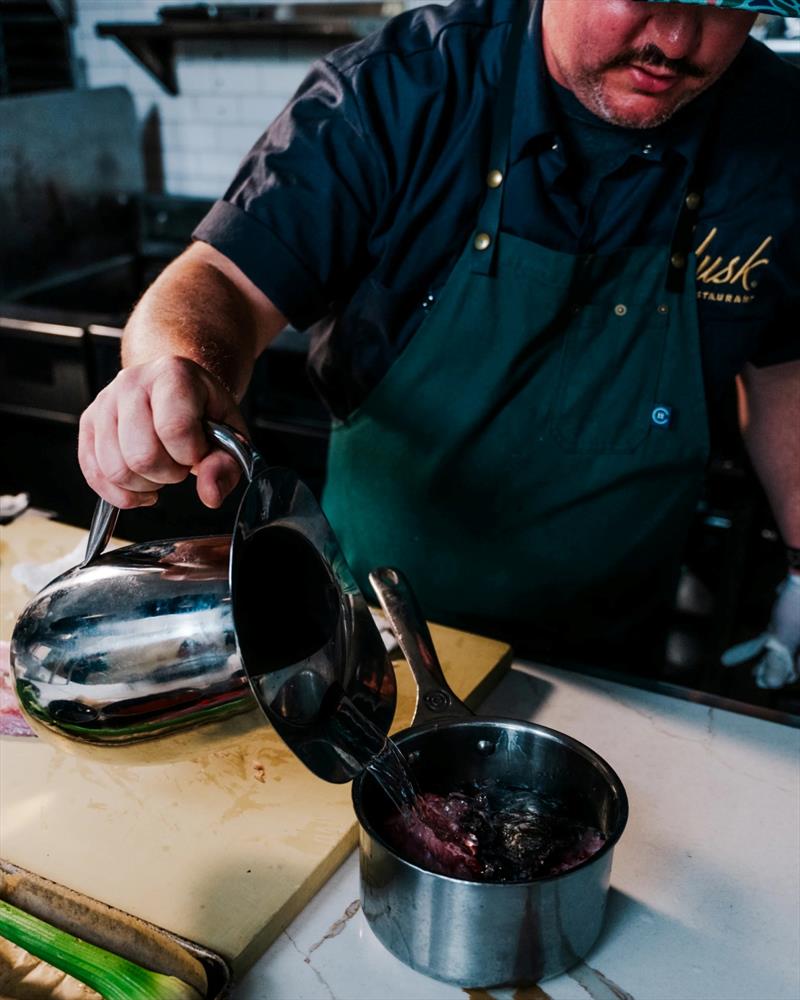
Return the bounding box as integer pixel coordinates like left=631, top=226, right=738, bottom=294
left=541, top=0, right=757, bottom=127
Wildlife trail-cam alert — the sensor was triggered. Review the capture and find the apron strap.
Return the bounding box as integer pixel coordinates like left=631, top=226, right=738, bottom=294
left=471, top=0, right=530, bottom=277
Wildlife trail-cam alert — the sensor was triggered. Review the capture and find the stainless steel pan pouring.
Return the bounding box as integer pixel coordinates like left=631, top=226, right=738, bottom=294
left=10, top=424, right=395, bottom=777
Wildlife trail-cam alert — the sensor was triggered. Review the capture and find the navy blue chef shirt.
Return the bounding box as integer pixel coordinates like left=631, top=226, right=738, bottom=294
left=194, top=0, right=800, bottom=421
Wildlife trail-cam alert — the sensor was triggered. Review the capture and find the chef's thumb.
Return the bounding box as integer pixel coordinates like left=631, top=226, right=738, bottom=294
left=194, top=449, right=242, bottom=508
left=194, top=373, right=250, bottom=507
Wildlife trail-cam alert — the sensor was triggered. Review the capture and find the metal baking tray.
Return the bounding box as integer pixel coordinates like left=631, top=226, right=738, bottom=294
left=0, top=859, right=232, bottom=999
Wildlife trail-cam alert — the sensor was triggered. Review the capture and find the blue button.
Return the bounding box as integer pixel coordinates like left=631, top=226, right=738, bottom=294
left=651, top=405, right=672, bottom=427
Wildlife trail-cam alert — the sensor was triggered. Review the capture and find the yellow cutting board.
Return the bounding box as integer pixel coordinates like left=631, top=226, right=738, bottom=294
left=0, top=514, right=512, bottom=974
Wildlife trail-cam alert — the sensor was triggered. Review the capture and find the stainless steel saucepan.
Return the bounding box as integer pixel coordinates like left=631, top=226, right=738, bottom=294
left=356, top=567, right=628, bottom=987
left=10, top=423, right=395, bottom=777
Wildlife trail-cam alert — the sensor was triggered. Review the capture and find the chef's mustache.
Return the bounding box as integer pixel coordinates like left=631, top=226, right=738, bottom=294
left=605, top=43, right=706, bottom=78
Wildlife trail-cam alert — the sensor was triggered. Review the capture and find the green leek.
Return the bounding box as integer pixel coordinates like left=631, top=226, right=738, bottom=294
left=0, top=898, right=203, bottom=1000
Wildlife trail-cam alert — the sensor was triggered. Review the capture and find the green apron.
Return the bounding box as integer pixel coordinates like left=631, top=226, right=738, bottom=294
left=322, top=7, right=710, bottom=665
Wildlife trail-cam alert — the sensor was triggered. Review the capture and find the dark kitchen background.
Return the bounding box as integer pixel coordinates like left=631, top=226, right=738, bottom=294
left=1, top=1, right=798, bottom=712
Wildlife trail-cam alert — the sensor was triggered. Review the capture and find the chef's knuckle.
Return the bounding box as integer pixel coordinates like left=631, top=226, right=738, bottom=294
left=115, top=367, right=139, bottom=392
left=105, top=462, right=134, bottom=488
left=78, top=442, right=95, bottom=474
left=84, top=393, right=109, bottom=429
left=125, top=447, right=160, bottom=476
left=80, top=422, right=99, bottom=453
left=155, top=408, right=192, bottom=434
left=154, top=354, right=186, bottom=374
left=156, top=412, right=203, bottom=454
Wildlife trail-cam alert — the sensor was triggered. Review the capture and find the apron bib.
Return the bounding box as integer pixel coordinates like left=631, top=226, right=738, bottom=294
left=323, top=6, right=710, bottom=663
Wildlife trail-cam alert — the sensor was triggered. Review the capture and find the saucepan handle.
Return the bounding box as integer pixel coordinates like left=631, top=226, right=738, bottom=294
left=369, top=566, right=473, bottom=726
left=81, top=421, right=258, bottom=566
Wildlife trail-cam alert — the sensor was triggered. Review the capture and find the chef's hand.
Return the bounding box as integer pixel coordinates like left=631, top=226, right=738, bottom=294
left=721, top=573, right=800, bottom=689
left=78, top=356, right=247, bottom=510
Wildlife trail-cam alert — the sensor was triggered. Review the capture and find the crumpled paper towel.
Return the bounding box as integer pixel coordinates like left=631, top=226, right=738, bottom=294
left=11, top=539, right=87, bottom=594
left=0, top=492, right=29, bottom=524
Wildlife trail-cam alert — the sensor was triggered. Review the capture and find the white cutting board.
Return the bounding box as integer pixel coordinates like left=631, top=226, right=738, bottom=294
left=0, top=513, right=512, bottom=973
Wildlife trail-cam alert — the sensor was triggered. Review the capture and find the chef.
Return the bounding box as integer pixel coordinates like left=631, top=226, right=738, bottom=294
left=78, top=0, right=800, bottom=681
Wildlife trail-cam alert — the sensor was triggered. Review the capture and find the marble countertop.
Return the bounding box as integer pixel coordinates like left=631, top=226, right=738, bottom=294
left=233, top=660, right=800, bottom=1000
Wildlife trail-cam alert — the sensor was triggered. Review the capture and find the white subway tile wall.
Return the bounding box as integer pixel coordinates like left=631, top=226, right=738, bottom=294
left=71, top=0, right=393, bottom=197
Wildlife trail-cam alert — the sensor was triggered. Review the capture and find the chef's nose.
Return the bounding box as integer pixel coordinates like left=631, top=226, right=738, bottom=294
left=646, top=6, right=703, bottom=59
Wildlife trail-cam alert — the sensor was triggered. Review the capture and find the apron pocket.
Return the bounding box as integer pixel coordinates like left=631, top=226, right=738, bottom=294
left=551, top=301, right=670, bottom=453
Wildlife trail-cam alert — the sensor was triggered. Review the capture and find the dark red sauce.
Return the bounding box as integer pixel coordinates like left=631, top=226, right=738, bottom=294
left=382, top=785, right=606, bottom=882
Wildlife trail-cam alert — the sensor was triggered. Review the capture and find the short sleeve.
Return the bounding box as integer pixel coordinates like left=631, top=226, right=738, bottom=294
left=192, top=58, right=382, bottom=331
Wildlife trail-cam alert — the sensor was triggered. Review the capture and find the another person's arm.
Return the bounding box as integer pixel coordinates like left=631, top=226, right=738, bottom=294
left=78, top=241, right=287, bottom=510
left=738, top=359, right=800, bottom=555
left=731, top=360, right=800, bottom=687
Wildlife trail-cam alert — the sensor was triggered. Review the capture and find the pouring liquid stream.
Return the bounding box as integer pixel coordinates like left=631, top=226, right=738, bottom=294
left=327, top=694, right=419, bottom=812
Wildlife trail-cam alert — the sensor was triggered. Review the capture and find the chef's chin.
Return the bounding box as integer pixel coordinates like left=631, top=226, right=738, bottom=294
left=579, top=70, right=705, bottom=129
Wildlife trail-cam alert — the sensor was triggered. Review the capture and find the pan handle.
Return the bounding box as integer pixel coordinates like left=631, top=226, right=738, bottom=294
left=81, top=421, right=259, bottom=566
left=369, top=566, right=473, bottom=726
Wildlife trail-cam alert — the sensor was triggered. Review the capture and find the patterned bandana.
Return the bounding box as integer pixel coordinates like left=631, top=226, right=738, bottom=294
left=646, top=0, right=800, bottom=15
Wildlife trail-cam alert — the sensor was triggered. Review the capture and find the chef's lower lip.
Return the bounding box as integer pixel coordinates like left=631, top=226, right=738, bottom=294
left=625, top=65, right=681, bottom=94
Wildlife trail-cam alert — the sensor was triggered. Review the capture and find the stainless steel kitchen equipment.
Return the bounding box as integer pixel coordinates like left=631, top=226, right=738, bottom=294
left=10, top=424, right=395, bottom=778
left=356, top=567, right=628, bottom=987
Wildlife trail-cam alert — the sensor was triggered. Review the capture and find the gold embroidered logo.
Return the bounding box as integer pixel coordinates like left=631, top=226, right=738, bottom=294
left=694, top=227, right=772, bottom=304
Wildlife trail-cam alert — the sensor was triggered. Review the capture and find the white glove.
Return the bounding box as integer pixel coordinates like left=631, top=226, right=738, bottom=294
left=721, top=574, right=800, bottom=689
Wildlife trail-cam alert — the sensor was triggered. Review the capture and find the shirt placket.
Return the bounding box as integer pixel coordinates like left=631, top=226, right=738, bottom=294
left=536, top=134, right=584, bottom=246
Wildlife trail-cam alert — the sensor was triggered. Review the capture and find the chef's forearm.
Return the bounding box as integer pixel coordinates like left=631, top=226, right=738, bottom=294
left=122, top=242, right=286, bottom=400
left=737, top=360, right=800, bottom=552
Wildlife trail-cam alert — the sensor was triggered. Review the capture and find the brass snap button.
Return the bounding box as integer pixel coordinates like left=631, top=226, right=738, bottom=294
left=614, top=304, right=627, bottom=317
left=474, top=232, right=492, bottom=251
left=486, top=169, right=503, bottom=188
left=685, top=192, right=701, bottom=211
left=657, top=303, right=669, bottom=315
left=670, top=252, right=686, bottom=270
